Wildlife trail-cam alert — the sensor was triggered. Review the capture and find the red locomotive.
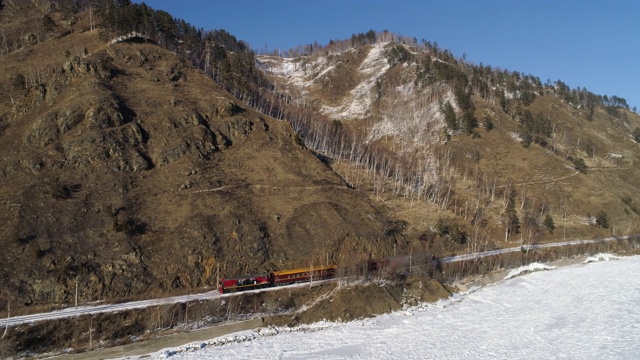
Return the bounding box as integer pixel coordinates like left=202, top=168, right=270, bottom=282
left=218, top=273, right=271, bottom=293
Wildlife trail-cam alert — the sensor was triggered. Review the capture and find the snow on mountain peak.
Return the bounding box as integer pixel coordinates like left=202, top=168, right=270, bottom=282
left=259, top=42, right=393, bottom=120
left=320, top=42, right=390, bottom=120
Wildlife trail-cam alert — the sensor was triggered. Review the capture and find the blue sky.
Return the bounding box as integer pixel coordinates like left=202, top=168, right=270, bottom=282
left=135, top=1, right=640, bottom=110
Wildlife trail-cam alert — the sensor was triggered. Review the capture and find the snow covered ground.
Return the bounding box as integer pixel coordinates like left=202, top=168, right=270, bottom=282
left=131, top=255, right=640, bottom=359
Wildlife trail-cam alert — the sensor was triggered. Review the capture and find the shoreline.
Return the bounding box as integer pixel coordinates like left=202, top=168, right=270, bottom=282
left=52, top=318, right=263, bottom=360
left=47, top=253, right=622, bottom=359
left=455, top=254, right=594, bottom=292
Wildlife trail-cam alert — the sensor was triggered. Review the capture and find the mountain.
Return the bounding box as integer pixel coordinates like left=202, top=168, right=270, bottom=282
left=3, top=1, right=640, bottom=357
left=2, top=0, right=639, bottom=317
left=258, top=34, right=640, bottom=252
left=0, top=2, right=397, bottom=311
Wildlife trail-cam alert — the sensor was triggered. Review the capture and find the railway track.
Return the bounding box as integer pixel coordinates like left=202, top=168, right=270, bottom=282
left=1, top=234, right=635, bottom=328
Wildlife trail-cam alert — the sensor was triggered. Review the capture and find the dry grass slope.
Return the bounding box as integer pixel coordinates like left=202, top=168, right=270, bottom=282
left=0, top=8, right=399, bottom=315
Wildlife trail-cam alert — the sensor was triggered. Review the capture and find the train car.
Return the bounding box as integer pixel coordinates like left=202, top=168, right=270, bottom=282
left=366, top=255, right=410, bottom=274
left=272, top=265, right=337, bottom=286
left=218, top=273, right=271, bottom=294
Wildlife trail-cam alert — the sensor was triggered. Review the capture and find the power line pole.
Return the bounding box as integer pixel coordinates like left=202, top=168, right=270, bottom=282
left=2, top=297, right=9, bottom=339
left=409, top=248, right=412, bottom=273
left=309, top=259, right=313, bottom=288
left=216, top=264, right=220, bottom=291
left=88, top=317, right=94, bottom=350
left=89, top=6, right=94, bottom=33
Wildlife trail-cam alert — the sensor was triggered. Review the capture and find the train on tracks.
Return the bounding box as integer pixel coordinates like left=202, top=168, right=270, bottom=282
left=218, top=265, right=338, bottom=293
left=218, top=256, right=413, bottom=294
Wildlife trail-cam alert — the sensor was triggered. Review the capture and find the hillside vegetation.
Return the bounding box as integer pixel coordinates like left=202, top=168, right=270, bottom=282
left=2, top=1, right=640, bottom=357
left=0, top=1, right=399, bottom=313
left=259, top=31, right=640, bottom=255
left=1, top=0, right=639, bottom=318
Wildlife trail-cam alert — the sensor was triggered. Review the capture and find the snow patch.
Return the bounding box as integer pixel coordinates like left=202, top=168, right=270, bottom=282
left=142, top=322, right=342, bottom=359
left=504, top=262, right=556, bottom=280
left=151, top=332, right=258, bottom=359
left=257, top=55, right=332, bottom=94
left=583, top=253, right=620, bottom=263
left=368, top=89, right=451, bottom=146
left=508, top=132, right=523, bottom=141
left=320, top=42, right=391, bottom=120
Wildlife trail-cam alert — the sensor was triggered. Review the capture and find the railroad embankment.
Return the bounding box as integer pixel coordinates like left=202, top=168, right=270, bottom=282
left=2, top=236, right=638, bottom=358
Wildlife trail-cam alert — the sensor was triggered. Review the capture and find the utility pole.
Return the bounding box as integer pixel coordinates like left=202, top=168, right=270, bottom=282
left=2, top=297, right=9, bottom=339
left=89, top=6, right=94, bottom=33
left=75, top=279, right=78, bottom=308
left=204, top=42, right=210, bottom=76
left=88, top=317, right=94, bottom=350
left=216, top=264, right=220, bottom=290
left=409, top=248, right=412, bottom=273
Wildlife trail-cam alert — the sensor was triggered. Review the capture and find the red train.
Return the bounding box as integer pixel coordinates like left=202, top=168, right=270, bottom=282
left=367, top=255, right=410, bottom=273
left=218, top=265, right=337, bottom=293
left=218, top=273, right=271, bottom=293
left=218, top=256, right=412, bottom=294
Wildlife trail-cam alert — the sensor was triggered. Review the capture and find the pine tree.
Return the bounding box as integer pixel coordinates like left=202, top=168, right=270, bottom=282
left=595, top=211, right=609, bottom=229
left=42, top=15, right=55, bottom=33
left=505, top=192, right=520, bottom=239
left=633, top=127, right=640, bottom=143
left=543, top=214, right=555, bottom=234
left=572, top=157, right=587, bottom=173
left=12, top=73, right=25, bottom=90
left=441, top=101, right=458, bottom=131
left=484, top=115, right=494, bottom=131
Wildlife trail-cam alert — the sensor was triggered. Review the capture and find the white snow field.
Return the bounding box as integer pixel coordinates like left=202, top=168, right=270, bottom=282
left=139, top=255, right=640, bottom=359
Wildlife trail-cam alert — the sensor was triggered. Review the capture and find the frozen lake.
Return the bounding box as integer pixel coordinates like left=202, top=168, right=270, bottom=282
left=141, top=255, right=640, bottom=359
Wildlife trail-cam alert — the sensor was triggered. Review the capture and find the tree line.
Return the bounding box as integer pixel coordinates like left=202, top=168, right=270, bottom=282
left=93, top=0, right=269, bottom=102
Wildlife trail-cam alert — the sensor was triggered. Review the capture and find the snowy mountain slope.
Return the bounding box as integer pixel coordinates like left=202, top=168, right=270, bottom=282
left=258, top=36, right=640, bottom=255
left=318, top=42, right=390, bottom=120
left=259, top=41, right=442, bottom=130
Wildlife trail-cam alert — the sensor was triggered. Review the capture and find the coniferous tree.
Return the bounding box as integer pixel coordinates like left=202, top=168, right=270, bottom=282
left=505, top=192, right=520, bottom=239
left=461, top=111, right=478, bottom=135
left=484, top=115, right=494, bottom=131
left=497, top=89, right=508, bottom=113
left=520, top=130, right=532, bottom=148
left=543, top=214, right=555, bottom=234
left=595, top=211, right=609, bottom=229
left=42, top=15, right=55, bottom=33
left=441, top=101, right=457, bottom=131
left=455, top=85, right=477, bottom=134
left=572, top=157, right=587, bottom=173
left=633, top=127, right=640, bottom=143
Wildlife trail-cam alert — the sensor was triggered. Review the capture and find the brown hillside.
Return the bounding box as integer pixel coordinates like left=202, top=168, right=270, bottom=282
left=0, top=15, right=397, bottom=311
